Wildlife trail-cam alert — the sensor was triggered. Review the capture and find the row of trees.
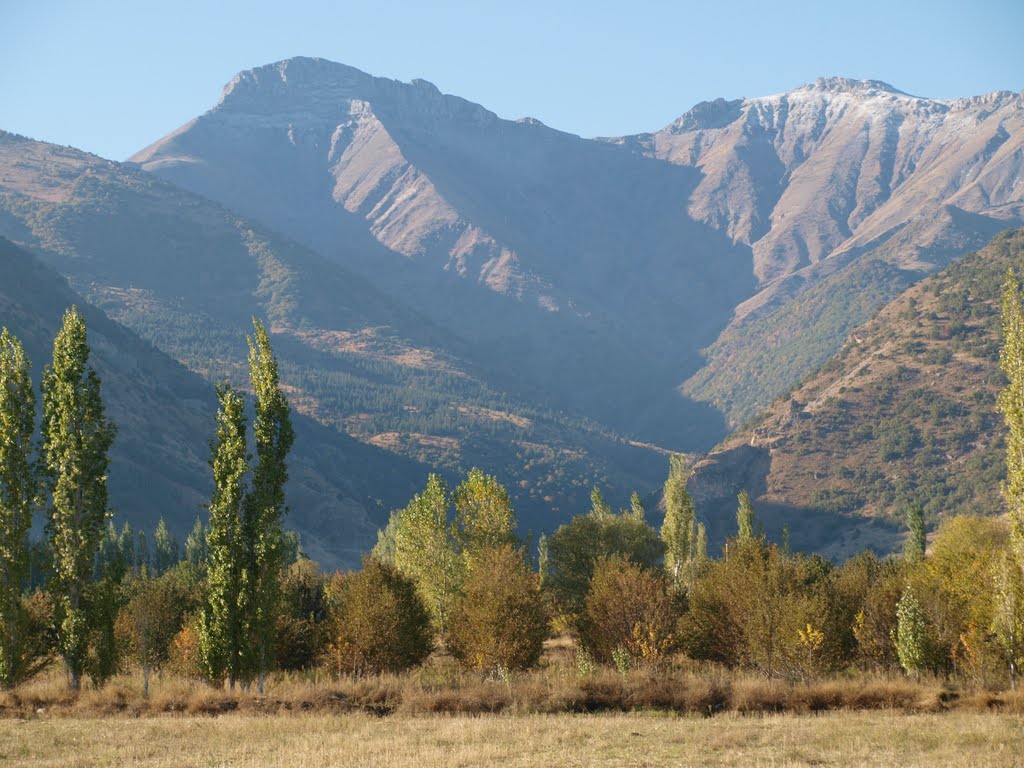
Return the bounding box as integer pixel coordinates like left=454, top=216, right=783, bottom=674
left=3, top=267, right=1024, bottom=691
left=0, top=311, right=294, bottom=692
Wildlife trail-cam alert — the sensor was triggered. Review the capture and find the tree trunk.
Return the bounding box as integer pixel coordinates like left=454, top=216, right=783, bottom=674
left=143, top=665, right=151, bottom=697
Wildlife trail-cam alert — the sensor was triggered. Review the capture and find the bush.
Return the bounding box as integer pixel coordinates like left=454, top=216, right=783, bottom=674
left=578, top=556, right=678, bottom=668
left=325, top=557, right=433, bottom=676
left=275, top=559, right=328, bottom=671
left=447, top=545, right=547, bottom=673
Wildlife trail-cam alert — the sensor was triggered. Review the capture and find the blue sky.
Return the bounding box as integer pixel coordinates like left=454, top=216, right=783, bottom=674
left=1, top=0, right=1021, bottom=161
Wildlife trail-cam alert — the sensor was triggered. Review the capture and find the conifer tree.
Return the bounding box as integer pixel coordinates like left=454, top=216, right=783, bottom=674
left=903, top=504, right=926, bottom=563
left=661, top=455, right=696, bottom=589
left=0, top=329, right=36, bottom=688
left=244, top=319, right=294, bottom=694
left=41, top=307, right=116, bottom=689
left=199, top=384, right=251, bottom=688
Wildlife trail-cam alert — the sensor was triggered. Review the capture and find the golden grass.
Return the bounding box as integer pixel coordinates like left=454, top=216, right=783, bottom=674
left=0, top=711, right=1022, bottom=767
left=4, top=661, right=1024, bottom=720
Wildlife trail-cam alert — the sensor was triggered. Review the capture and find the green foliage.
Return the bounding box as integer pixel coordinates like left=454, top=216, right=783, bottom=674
left=999, top=268, right=1024, bottom=567
left=904, top=504, right=926, bottom=563
left=199, top=383, right=251, bottom=687
left=453, top=468, right=518, bottom=559
left=447, top=545, right=547, bottom=673
left=393, top=474, right=460, bottom=632
left=736, top=491, right=757, bottom=544
left=661, top=455, right=696, bottom=590
left=545, top=494, right=663, bottom=614
left=41, top=307, right=116, bottom=689
left=895, top=587, right=928, bottom=678
left=275, top=559, right=328, bottom=672
left=244, top=318, right=295, bottom=691
left=324, top=557, right=433, bottom=676
left=0, top=328, right=36, bottom=688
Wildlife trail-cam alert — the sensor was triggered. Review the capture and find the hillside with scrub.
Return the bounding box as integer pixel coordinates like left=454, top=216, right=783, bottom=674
left=688, top=229, right=1024, bottom=560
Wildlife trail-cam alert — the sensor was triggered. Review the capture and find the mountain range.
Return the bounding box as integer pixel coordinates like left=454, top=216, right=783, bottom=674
left=1, top=58, right=1021, bottom=563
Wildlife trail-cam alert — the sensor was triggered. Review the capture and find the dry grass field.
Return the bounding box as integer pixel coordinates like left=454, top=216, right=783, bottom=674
left=0, top=710, right=1022, bottom=767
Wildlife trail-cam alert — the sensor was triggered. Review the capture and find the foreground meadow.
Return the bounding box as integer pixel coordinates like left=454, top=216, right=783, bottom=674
left=0, top=711, right=1021, bottom=767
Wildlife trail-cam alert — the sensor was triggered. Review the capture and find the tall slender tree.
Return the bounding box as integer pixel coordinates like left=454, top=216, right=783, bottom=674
left=41, top=307, right=116, bottom=689
left=199, top=384, right=251, bottom=688
left=244, top=319, right=294, bottom=694
left=903, top=504, right=926, bottom=563
left=999, top=269, right=1024, bottom=568
left=737, top=491, right=757, bottom=544
left=661, top=455, right=696, bottom=590
left=0, top=329, right=36, bottom=688
left=394, top=474, right=459, bottom=632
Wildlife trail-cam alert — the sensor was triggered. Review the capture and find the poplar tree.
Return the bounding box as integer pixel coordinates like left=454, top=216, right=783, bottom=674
left=453, top=468, right=516, bottom=559
left=0, top=329, right=36, bottom=688
left=244, top=319, right=294, bottom=694
left=661, top=455, right=696, bottom=589
left=737, top=491, right=756, bottom=544
left=894, top=586, right=928, bottom=679
left=199, top=384, right=251, bottom=688
left=152, top=518, right=178, bottom=575
left=999, top=269, right=1024, bottom=567
left=394, top=474, right=459, bottom=631
left=41, top=307, right=116, bottom=690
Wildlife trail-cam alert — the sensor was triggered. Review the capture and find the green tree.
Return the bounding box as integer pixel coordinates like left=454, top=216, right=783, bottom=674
left=41, top=307, right=116, bottom=690
left=244, top=319, right=295, bottom=694
left=736, top=490, right=757, bottom=544
left=661, top=455, right=696, bottom=590
left=894, top=586, right=928, bottom=679
left=999, top=269, right=1024, bottom=566
left=545, top=495, right=663, bottom=615
left=393, top=474, right=459, bottom=631
left=0, top=328, right=37, bottom=688
left=152, top=518, right=178, bottom=575
left=453, top=468, right=517, bottom=559
left=904, top=504, right=926, bottom=563
left=370, top=510, right=399, bottom=565
left=199, top=384, right=251, bottom=688
left=184, top=518, right=207, bottom=569
left=993, top=552, right=1024, bottom=689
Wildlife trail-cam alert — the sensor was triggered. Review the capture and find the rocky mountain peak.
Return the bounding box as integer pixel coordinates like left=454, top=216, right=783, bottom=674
left=806, top=76, right=909, bottom=97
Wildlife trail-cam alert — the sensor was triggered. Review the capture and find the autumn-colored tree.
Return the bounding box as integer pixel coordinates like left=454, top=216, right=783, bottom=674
left=447, top=545, right=547, bottom=673
left=324, top=558, right=433, bottom=676
left=578, top=555, right=679, bottom=667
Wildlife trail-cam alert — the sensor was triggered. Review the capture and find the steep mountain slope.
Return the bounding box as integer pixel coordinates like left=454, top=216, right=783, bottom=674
left=133, top=62, right=1024, bottom=433
left=0, top=131, right=672, bottom=543
left=128, top=56, right=754, bottom=447
left=687, top=228, right=1024, bottom=560
left=0, top=236, right=424, bottom=567
left=625, top=79, right=1024, bottom=424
